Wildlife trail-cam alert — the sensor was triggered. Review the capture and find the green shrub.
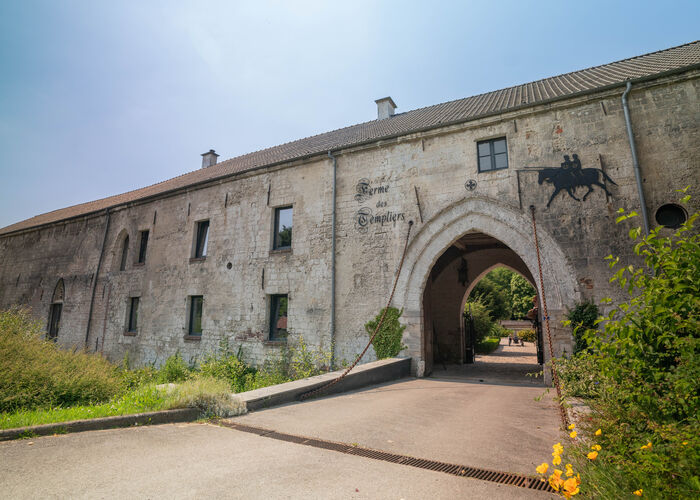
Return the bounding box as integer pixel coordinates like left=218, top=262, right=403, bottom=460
left=562, top=193, right=700, bottom=498
left=164, top=376, right=246, bottom=418
left=0, top=307, right=124, bottom=412
left=519, top=328, right=536, bottom=343
left=490, top=323, right=511, bottom=338
left=565, top=301, right=599, bottom=353
left=365, top=307, right=407, bottom=359
left=476, top=336, right=500, bottom=354
left=464, top=300, right=494, bottom=342
left=156, top=352, right=192, bottom=383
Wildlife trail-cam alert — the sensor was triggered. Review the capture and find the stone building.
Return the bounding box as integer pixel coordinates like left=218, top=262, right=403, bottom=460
left=1, top=42, right=698, bottom=376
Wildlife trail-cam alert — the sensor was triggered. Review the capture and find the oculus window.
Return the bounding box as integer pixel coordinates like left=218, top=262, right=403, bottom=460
left=655, top=204, right=687, bottom=229
left=127, top=297, right=139, bottom=333
left=273, top=207, right=292, bottom=250
left=188, top=296, right=203, bottom=336
left=269, top=294, right=288, bottom=341
left=137, top=230, right=149, bottom=264
left=193, top=221, right=209, bottom=258
left=477, top=138, right=508, bottom=172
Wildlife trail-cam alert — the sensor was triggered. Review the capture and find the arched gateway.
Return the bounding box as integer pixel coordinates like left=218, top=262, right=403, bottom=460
left=394, top=196, right=580, bottom=378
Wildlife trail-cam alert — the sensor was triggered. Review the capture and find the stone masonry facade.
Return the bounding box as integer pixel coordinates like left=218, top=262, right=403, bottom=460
left=0, top=47, right=698, bottom=375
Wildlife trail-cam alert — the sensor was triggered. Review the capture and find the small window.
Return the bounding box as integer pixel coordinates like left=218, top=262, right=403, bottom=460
left=273, top=207, right=292, bottom=250
left=477, top=137, right=508, bottom=172
left=120, top=236, right=129, bottom=271
left=269, top=294, right=288, bottom=341
left=193, top=221, right=209, bottom=258
left=127, top=297, right=139, bottom=333
left=188, top=295, right=203, bottom=336
left=655, top=204, right=687, bottom=229
left=137, top=230, right=149, bottom=264
left=47, top=303, right=62, bottom=341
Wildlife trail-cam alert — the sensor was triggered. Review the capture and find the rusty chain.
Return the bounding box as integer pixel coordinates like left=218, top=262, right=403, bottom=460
left=529, top=205, right=570, bottom=429
left=299, top=220, right=414, bottom=401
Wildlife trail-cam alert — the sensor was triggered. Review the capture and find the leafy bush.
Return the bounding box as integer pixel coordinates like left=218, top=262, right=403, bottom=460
left=519, top=328, right=536, bottom=343
left=156, top=352, right=192, bottom=383
left=164, top=376, right=247, bottom=418
left=464, top=300, right=494, bottom=342
left=490, top=323, right=511, bottom=338
left=365, top=307, right=407, bottom=359
left=560, top=193, right=700, bottom=498
left=199, top=339, right=254, bottom=393
left=565, top=301, right=599, bottom=353
left=511, top=273, right=536, bottom=319
left=0, top=307, right=124, bottom=412
left=476, top=336, right=500, bottom=354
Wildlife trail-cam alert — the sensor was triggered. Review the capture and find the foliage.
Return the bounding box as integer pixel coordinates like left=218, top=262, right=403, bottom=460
left=164, top=376, right=246, bottom=418
left=0, top=307, right=124, bottom=413
left=475, top=336, right=500, bottom=354
left=156, top=352, right=193, bottom=383
left=519, top=328, right=537, bottom=343
left=199, top=339, right=254, bottom=393
left=464, top=300, right=495, bottom=342
left=511, top=273, right=536, bottom=318
left=565, top=301, right=599, bottom=353
left=557, top=191, right=700, bottom=498
left=365, top=307, right=407, bottom=359
left=471, top=276, right=511, bottom=320
left=490, top=323, right=512, bottom=338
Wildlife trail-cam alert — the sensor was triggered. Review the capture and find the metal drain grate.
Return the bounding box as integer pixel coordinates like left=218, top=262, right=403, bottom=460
left=218, top=421, right=554, bottom=493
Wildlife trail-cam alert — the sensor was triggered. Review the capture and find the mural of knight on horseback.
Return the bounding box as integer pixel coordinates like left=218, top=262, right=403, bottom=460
left=536, top=153, right=617, bottom=207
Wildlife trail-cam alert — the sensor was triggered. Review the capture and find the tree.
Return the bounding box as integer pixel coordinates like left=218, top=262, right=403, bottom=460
left=510, top=273, right=536, bottom=319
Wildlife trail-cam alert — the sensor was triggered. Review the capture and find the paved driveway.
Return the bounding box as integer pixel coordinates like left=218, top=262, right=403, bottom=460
left=0, top=340, right=560, bottom=499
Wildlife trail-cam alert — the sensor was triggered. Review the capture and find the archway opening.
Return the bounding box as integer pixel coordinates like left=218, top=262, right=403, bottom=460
left=421, top=231, right=543, bottom=380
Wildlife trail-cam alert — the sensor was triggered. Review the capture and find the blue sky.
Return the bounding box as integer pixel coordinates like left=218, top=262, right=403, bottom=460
left=1, top=1, right=698, bottom=229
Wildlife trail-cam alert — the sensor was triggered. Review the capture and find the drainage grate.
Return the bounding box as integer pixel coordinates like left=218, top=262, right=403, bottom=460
left=217, top=421, right=555, bottom=493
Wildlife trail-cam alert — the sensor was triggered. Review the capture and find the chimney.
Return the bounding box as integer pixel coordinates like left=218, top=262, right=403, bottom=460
left=201, top=149, right=219, bottom=168
left=375, top=96, right=397, bottom=120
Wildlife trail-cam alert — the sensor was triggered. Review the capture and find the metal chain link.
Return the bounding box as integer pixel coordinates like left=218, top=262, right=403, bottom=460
left=529, top=205, right=570, bottom=429
left=299, top=221, right=414, bottom=401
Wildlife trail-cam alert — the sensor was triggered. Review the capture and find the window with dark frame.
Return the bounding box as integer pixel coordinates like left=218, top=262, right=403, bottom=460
left=477, top=137, right=508, bottom=172
left=269, top=294, right=288, bottom=341
left=47, top=303, right=62, bottom=341
left=127, top=297, right=139, bottom=333
left=120, top=236, right=129, bottom=271
left=137, top=230, right=149, bottom=264
left=188, top=295, right=203, bottom=336
left=193, top=221, right=209, bottom=258
left=273, top=207, right=292, bottom=250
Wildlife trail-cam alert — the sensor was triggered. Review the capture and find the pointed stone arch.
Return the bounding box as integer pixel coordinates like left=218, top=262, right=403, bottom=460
left=110, top=229, right=130, bottom=272
left=393, top=196, right=580, bottom=375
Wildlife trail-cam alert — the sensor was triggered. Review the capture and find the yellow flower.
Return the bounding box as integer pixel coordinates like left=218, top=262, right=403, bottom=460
left=640, top=442, right=652, bottom=450
left=548, top=470, right=564, bottom=491
left=536, top=462, right=549, bottom=474
left=591, top=444, right=602, bottom=451
left=562, top=477, right=580, bottom=497
left=595, top=429, right=602, bottom=436
left=633, top=489, right=643, bottom=496
left=568, top=423, right=576, bottom=430
left=569, top=431, right=578, bottom=438
left=682, top=441, right=688, bottom=446
left=565, top=463, right=574, bottom=477
left=553, top=454, right=562, bottom=465
left=587, top=451, right=598, bottom=460
left=553, top=442, right=564, bottom=454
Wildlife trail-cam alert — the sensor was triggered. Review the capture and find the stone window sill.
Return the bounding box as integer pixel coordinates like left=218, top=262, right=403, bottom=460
left=189, top=257, right=207, bottom=263
left=132, top=262, right=145, bottom=268
left=184, top=335, right=202, bottom=341
left=263, top=339, right=287, bottom=346
left=123, top=331, right=137, bottom=337
left=270, top=248, right=292, bottom=255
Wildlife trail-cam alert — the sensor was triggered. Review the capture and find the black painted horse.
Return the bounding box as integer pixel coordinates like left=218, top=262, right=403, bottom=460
left=538, top=167, right=617, bottom=208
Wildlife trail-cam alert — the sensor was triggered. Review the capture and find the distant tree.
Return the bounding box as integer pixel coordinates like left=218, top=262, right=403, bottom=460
left=471, top=275, right=511, bottom=320
left=510, top=274, right=536, bottom=319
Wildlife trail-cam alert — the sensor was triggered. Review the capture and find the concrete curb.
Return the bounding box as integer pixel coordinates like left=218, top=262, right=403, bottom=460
left=239, top=357, right=411, bottom=411
left=0, top=408, right=201, bottom=442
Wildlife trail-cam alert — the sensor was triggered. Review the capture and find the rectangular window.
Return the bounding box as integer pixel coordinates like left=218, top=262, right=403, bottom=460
left=273, top=207, right=292, bottom=250
left=477, top=137, right=508, bottom=172
left=127, top=297, right=139, bottom=333
left=137, top=230, right=149, bottom=264
left=188, top=295, right=203, bottom=336
left=193, top=221, right=209, bottom=258
left=269, top=294, right=288, bottom=341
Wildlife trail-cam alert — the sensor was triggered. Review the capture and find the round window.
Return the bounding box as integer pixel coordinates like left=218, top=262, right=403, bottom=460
left=655, top=204, right=687, bottom=229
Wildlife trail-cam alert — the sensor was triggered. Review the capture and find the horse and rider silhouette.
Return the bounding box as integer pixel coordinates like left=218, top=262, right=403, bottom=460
left=537, top=154, right=617, bottom=208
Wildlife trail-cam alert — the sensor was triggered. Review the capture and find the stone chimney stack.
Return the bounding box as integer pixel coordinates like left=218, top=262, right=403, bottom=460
left=375, top=97, right=397, bottom=120
left=201, top=149, right=219, bottom=169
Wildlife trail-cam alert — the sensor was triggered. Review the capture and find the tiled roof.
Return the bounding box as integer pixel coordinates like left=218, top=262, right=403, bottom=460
left=2, top=41, right=699, bottom=236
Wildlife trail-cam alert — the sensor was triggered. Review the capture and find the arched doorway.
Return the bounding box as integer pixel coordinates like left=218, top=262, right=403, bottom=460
left=394, top=196, right=579, bottom=379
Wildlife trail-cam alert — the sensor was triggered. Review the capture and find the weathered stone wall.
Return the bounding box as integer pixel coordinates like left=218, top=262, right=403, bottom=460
left=0, top=71, right=697, bottom=374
